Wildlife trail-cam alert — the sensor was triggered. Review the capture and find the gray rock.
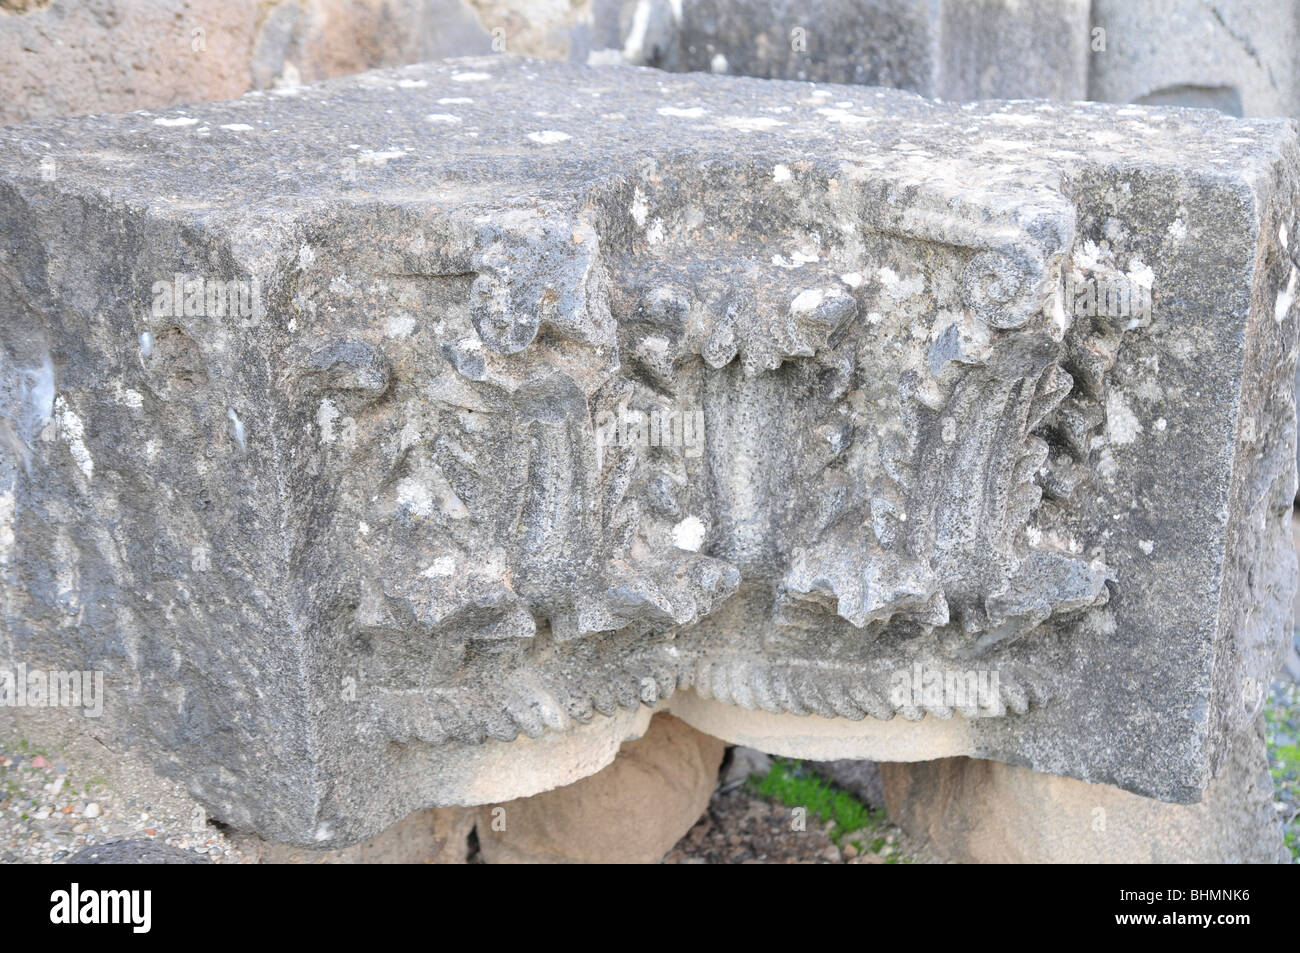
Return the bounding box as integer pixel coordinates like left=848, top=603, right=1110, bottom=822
left=809, top=760, right=885, bottom=809
left=68, top=840, right=210, bottom=864
left=720, top=746, right=772, bottom=788
left=1089, top=0, right=1300, bottom=119
left=594, top=0, right=1091, bottom=102
left=0, top=57, right=1296, bottom=846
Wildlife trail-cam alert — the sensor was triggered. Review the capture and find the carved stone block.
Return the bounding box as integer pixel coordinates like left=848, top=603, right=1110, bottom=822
left=1, top=58, right=1296, bottom=844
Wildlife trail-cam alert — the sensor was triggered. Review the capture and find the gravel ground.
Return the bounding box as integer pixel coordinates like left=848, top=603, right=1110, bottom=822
left=0, top=712, right=253, bottom=865
left=664, top=784, right=934, bottom=864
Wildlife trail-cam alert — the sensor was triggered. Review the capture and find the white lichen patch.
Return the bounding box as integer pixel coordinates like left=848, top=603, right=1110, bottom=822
left=226, top=408, right=247, bottom=451
left=111, top=381, right=144, bottom=409
left=671, top=516, right=706, bottom=552
left=219, top=124, right=255, bottom=132
left=773, top=164, right=792, bottom=183
left=0, top=490, right=14, bottom=565
left=53, top=395, right=92, bottom=480
left=357, top=149, right=407, bottom=166
left=153, top=116, right=199, bottom=127
left=772, top=251, right=818, bottom=269
left=630, top=187, right=649, bottom=227
left=451, top=72, right=492, bottom=83
left=424, top=114, right=462, bottom=124
left=1105, top=392, right=1144, bottom=446
left=317, top=398, right=340, bottom=444
left=395, top=477, right=435, bottom=518
left=719, top=116, right=786, bottom=132
left=657, top=106, right=706, bottom=119
left=437, top=97, right=474, bottom=105
left=877, top=266, right=925, bottom=302
left=1276, top=266, right=1298, bottom=323
left=421, top=556, right=457, bottom=578
left=790, top=289, right=829, bottom=313
left=398, top=79, right=429, bottom=89
left=384, top=313, right=416, bottom=338
left=527, top=130, right=571, bottom=145
left=1126, top=257, right=1154, bottom=289
left=816, top=107, right=870, bottom=125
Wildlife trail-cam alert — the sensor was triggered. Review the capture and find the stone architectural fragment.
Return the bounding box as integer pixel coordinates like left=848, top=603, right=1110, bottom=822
left=0, top=57, right=1297, bottom=845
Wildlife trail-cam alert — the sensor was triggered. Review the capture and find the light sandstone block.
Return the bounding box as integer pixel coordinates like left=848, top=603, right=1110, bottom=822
left=879, top=718, right=1288, bottom=863
left=0, top=0, right=499, bottom=126
left=475, top=712, right=724, bottom=863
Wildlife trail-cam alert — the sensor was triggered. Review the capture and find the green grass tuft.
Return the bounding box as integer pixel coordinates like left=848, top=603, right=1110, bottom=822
left=748, top=757, right=887, bottom=847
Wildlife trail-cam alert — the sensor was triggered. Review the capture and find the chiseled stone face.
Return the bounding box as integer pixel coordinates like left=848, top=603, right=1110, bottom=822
left=0, top=58, right=1296, bottom=845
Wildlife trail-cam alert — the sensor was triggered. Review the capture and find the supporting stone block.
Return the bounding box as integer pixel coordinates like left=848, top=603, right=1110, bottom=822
left=475, top=713, right=724, bottom=863
left=880, top=718, right=1288, bottom=863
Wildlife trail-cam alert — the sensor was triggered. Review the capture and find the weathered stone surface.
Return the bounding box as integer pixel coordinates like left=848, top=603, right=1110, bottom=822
left=476, top=712, right=723, bottom=863
left=0, top=57, right=1297, bottom=845
left=880, top=717, right=1288, bottom=863
left=591, top=0, right=1090, bottom=102
left=1089, top=0, right=1300, bottom=119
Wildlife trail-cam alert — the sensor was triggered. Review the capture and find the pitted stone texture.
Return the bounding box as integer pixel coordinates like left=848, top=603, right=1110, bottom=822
left=592, top=0, right=1090, bottom=102
left=880, top=717, right=1288, bottom=863
left=475, top=713, right=724, bottom=863
left=0, top=58, right=1297, bottom=845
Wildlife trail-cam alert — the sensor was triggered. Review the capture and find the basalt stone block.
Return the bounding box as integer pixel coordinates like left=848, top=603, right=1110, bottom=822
left=0, top=57, right=1297, bottom=845
left=593, top=0, right=1091, bottom=102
